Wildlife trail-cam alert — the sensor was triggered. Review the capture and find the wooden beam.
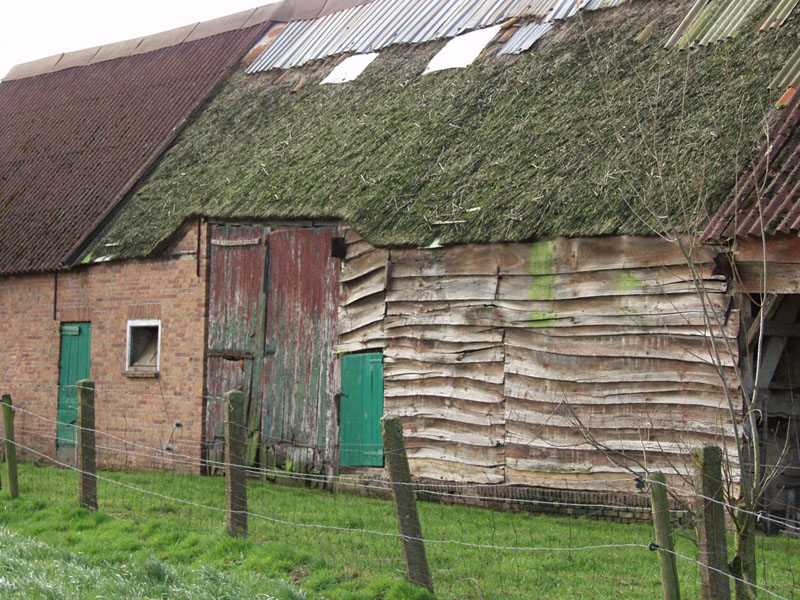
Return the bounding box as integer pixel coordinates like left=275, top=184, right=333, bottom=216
left=745, top=293, right=780, bottom=354
left=759, top=390, right=800, bottom=419
left=754, top=296, right=800, bottom=390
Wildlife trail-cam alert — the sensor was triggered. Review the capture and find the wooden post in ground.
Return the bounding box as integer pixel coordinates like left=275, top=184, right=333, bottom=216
left=224, top=390, right=247, bottom=537
left=650, top=472, right=681, bottom=600
left=381, top=416, right=434, bottom=594
left=692, top=445, right=730, bottom=600
left=1, top=395, right=18, bottom=499
left=76, top=380, right=97, bottom=510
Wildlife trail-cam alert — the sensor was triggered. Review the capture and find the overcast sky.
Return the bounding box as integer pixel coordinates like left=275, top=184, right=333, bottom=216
left=0, top=1, right=276, bottom=79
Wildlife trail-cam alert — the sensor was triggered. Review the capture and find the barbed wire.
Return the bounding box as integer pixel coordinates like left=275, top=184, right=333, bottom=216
left=660, top=547, right=791, bottom=600
left=10, top=424, right=659, bottom=515
left=7, top=401, right=797, bottom=532
left=646, top=477, right=800, bottom=534
left=11, top=439, right=655, bottom=554
left=10, top=440, right=796, bottom=600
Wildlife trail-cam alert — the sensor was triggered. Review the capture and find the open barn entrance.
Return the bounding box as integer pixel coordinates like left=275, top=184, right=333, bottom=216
left=741, top=293, right=800, bottom=531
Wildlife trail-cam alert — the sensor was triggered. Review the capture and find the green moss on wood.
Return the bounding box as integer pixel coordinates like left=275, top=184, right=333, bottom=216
left=613, top=270, right=643, bottom=293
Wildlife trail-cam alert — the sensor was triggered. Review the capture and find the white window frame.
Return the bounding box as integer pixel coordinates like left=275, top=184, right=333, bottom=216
left=126, top=319, right=161, bottom=372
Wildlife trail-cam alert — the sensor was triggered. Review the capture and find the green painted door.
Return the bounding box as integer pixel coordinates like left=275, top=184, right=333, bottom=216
left=57, top=323, right=91, bottom=449
left=339, top=353, right=384, bottom=467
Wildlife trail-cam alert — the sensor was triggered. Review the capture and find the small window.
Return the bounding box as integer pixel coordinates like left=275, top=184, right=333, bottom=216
left=126, top=319, right=161, bottom=373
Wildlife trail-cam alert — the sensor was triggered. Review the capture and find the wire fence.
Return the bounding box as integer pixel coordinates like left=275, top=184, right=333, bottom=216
left=0, top=385, right=798, bottom=599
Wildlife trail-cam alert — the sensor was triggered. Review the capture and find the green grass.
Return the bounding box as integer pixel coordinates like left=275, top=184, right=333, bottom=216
left=0, top=526, right=307, bottom=600
left=1, top=463, right=798, bottom=599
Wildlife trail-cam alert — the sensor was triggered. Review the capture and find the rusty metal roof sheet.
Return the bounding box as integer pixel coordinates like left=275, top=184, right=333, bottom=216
left=498, top=21, right=552, bottom=54
left=770, top=44, right=800, bottom=89
left=247, top=0, right=627, bottom=72
left=0, top=26, right=266, bottom=275
left=758, top=0, right=800, bottom=30
left=664, top=0, right=765, bottom=50
left=703, top=90, right=800, bottom=240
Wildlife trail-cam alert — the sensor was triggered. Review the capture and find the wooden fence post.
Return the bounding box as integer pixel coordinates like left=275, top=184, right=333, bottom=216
left=2, top=395, right=19, bottom=499
left=692, top=445, right=730, bottom=600
left=77, top=380, right=97, bottom=510
left=381, top=416, right=434, bottom=594
left=650, top=472, right=681, bottom=600
left=224, top=390, right=247, bottom=537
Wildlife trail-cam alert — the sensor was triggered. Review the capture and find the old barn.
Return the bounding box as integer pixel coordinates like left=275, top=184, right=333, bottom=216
left=1, top=0, right=799, bottom=518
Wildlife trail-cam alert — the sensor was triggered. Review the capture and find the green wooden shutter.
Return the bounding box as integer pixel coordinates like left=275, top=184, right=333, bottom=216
left=339, top=353, right=384, bottom=467
left=57, top=323, right=91, bottom=448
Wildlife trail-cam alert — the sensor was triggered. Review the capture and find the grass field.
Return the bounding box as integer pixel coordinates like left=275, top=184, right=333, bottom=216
left=0, top=462, right=797, bottom=599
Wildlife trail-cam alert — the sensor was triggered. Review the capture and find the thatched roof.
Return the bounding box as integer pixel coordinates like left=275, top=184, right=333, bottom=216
left=92, top=0, right=800, bottom=261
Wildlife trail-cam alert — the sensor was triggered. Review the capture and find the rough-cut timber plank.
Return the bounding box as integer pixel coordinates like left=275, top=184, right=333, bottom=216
left=385, top=340, right=504, bottom=364
left=504, top=328, right=736, bottom=367
left=335, top=320, right=385, bottom=353
left=384, top=395, right=505, bottom=425
left=523, top=322, right=739, bottom=339
left=384, top=376, right=504, bottom=404
left=345, top=239, right=376, bottom=260
left=390, top=237, right=718, bottom=277
left=733, top=235, right=800, bottom=264
left=733, top=262, right=800, bottom=293
left=338, top=295, right=385, bottom=334
left=505, top=410, right=736, bottom=440
left=385, top=359, right=505, bottom=384
left=506, top=401, right=734, bottom=434
left=528, top=237, right=719, bottom=275
left=503, top=373, right=738, bottom=407
left=385, top=294, right=731, bottom=329
left=387, top=275, right=498, bottom=302
left=505, top=346, right=734, bottom=387
left=341, top=270, right=386, bottom=305
left=498, top=266, right=726, bottom=301
left=408, top=457, right=505, bottom=483
left=390, top=244, right=528, bottom=277
left=504, top=432, right=739, bottom=460
left=340, top=248, right=389, bottom=282
left=383, top=324, right=503, bottom=343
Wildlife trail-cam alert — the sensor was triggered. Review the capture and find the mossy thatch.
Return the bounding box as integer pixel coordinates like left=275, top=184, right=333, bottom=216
left=95, top=0, right=800, bottom=259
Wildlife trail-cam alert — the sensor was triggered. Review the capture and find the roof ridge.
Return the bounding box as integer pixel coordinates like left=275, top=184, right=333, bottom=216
left=2, top=0, right=375, bottom=82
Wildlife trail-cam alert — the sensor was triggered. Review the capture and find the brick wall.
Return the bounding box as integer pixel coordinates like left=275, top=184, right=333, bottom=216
left=0, top=220, right=208, bottom=471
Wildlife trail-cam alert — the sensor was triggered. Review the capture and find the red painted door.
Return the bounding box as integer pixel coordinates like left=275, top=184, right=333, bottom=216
left=261, top=227, right=340, bottom=471
left=204, top=225, right=268, bottom=469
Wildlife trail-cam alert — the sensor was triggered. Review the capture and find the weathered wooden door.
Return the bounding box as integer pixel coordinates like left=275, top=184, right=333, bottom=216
left=261, top=227, right=340, bottom=471
left=339, top=353, right=384, bottom=467
left=204, top=225, right=268, bottom=468
left=57, top=322, right=91, bottom=452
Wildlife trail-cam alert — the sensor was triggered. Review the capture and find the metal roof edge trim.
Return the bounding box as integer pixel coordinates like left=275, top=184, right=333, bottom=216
left=2, top=0, right=377, bottom=82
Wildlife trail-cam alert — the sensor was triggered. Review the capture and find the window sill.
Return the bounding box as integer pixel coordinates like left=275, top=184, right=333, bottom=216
left=124, top=369, right=159, bottom=379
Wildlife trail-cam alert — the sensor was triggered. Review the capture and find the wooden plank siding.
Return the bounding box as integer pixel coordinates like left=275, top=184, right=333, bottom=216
left=336, top=234, right=740, bottom=489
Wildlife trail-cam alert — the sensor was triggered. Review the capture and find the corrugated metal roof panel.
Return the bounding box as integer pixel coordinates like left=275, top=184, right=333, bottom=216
left=770, top=45, right=800, bottom=89
left=498, top=21, right=553, bottom=54
left=703, top=90, right=800, bottom=240
left=759, top=0, right=800, bottom=30
left=666, top=0, right=763, bottom=50
left=247, top=0, right=629, bottom=72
